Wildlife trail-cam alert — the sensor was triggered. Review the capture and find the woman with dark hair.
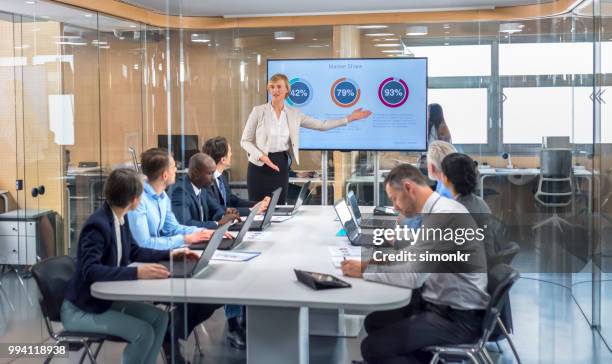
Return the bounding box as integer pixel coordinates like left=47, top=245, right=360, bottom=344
left=427, top=103, right=452, bottom=145
left=440, top=153, right=490, bottom=214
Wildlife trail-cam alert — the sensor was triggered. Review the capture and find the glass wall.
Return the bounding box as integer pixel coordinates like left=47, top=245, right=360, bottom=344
left=0, top=0, right=611, bottom=357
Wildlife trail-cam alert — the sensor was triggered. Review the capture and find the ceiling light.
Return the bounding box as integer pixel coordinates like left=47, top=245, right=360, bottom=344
left=443, top=24, right=450, bottom=29
left=25, top=1, right=36, bottom=4
left=381, top=50, right=403, bottom=53
left=364, top=33, right=394, bottom=37
left=129, top=25, right=137, bottom=28
left=358, top=25, right=388, bottom=29
left=274, top=31, right=295, bottom=40
left=406, top=25, right=428, bottom=36
left=56, top=41, right=87, bottom=46
left=373, top=43, right=401, bottom=47
left=499, top=22, right=524, bottom=33
left=84, top=13, right=93, bottom=18
left=312, top=38, right=318, bottom=41
left=383, top=38, right=399, bottom=41
left=191, top=33, right=211, bottom=43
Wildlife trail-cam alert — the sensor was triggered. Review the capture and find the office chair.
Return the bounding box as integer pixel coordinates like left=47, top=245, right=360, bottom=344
left=424, top=264, right=521, bottom=364
left=31, top=256, right=128, bottom=364
left=532, top=149, right=574, bottom=232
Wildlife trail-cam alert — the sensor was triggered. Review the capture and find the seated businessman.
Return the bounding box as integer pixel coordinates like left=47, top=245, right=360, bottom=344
left=170, top=152, right=240, bottom=229
left=203, top=136, right=270, bottom=216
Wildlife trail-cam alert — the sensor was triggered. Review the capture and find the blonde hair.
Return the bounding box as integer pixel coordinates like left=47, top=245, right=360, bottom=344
left=427, top=140, right=457, bottom=172
left=268, top=73, right=290, bottom=99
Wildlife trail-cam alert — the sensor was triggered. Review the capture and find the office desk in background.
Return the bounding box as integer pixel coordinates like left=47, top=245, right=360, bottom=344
left=478, top=166, right=594, bottom=211
left=92, top=206, right=411, bottom=364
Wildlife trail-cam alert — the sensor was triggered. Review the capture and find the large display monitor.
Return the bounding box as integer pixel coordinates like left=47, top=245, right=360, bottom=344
left=267, top=58, right=427, bottom=151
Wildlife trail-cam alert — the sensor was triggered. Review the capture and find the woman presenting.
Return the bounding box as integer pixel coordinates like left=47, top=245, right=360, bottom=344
left=241, top=73, right=372, bottom=204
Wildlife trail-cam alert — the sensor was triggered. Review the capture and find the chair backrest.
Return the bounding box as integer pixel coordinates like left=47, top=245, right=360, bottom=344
left=31, top=256, right=75, bottom=323
left=481, top=264, right=520, bottom=341
left=540, top=149, right=572, bottom=178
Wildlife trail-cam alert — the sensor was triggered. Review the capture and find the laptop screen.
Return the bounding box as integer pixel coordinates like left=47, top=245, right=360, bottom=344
left=261, top=187, right=282, bottom=226
left=293, top=181, right=311, bottom=210
left=347, top=190, right=362, bottom=220
left=334, top=199, right=360, bottom=242
left=193, top=223, right=232, bottom=275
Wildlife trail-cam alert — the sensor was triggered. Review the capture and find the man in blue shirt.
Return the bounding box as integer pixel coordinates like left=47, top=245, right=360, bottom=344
left=128, top=148, right=225, bottom=364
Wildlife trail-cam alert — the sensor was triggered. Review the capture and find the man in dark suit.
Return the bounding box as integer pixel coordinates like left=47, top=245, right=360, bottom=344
left=169, top=152, right=247, bottom=349
left=170, top=153, right=240, bottom=229
left=203, top=136, right=270, bottom=216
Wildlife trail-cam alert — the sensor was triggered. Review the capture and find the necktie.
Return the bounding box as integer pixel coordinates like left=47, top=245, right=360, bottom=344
left=198, top=193, right=204, bottom=221
left=217, top=176, right=227, bottom=207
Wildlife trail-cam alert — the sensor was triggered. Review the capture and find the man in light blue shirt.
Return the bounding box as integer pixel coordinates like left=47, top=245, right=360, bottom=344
left=128, top=148, right=221, bottom=364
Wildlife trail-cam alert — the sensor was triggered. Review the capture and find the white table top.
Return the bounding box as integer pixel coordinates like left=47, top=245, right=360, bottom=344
left=92, top=206, right=411, bottom=310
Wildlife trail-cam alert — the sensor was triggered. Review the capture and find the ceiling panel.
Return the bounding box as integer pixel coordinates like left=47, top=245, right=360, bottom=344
left=120, top=0, right=549, bottom=17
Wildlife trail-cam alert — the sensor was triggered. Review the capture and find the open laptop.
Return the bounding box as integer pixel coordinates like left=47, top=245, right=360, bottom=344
left=229, top=187, right=281, bottom=232
left=333, top=199, right=376, bottom=247
left=347, top=190, right=396, bottom=229
left=159, top=223, right=231, bottom=278
left=274, top=181, right=311, bottom=216
left=191, top=202, right=262, bottom=251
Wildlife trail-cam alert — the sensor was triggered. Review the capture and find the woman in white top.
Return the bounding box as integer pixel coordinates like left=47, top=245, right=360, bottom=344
left=241, top=73, right=371, bottom=204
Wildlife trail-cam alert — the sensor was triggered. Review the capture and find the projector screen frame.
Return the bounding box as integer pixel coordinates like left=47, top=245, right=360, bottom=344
left=266, top=57, right=429, bottom=152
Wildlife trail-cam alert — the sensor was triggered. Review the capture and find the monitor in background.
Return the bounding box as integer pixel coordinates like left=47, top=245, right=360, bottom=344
left=157, top=135, right=199, bottom=169
left=543, top=136, right=571, bottom=149
left=267, top=58, right=428, bottom=151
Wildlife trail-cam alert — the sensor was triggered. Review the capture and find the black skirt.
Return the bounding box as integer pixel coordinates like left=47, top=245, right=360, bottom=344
left=247, top=152, right=290, bottom=205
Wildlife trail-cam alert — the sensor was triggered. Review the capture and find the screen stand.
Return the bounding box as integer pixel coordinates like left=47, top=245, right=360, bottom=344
left=373, top=151, right=380, bottom=206
left=321, top=150, right=328, bottom=206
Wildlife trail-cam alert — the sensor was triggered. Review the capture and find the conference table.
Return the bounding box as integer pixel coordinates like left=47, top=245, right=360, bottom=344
left=91, top=206, right=412, bottom=364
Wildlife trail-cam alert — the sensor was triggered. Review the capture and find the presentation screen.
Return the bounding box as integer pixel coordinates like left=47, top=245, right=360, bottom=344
left=267, top=58, right=427, bottom=151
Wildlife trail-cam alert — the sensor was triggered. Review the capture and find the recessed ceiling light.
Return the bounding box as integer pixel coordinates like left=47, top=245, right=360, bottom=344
left=129, top=25, right=137, bottom=28
left=357, top=25, right=388, bottom=29
left=191, top=33, right=211, bottom=43
left=444, top=31, right=450, bottom=34
left=308, top=45, right=324, bottom=48
left=374, top=43, right=402, bottom=47
left=84, top=13, right=93, bottom=18
left=383, top=38, right=399, bottom=41
left=381, top=50, right=403, bottom=53
left=443, top=24, right=450, bottom=29
left=406, top=25, right=428, bottom=36
left=364, top=33, right=394, bottom=37
left=274, top=31, right=295, bottom=40
left=56, top=41, right=87, bottom=46
left=312, top=38, right=318, bottom=41
left=499, top=22, right=524, bottom=33
left=25, top=1, right=36, bottom=5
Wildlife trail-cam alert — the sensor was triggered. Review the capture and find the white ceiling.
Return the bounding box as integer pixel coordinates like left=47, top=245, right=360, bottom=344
left=120, top=0, right=549, bottom=17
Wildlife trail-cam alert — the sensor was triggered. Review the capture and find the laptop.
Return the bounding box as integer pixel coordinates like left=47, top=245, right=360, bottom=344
left=191, top=202, right=262, bottom=251
left=229, top=187, right=282, bottom=232
left=274, top=181, right=311, bottom=216
left=347, top=190, right=396, bottom=229
left=159, top=223, right=231, bottom=278
left=333, top=199, right=376, bottom=247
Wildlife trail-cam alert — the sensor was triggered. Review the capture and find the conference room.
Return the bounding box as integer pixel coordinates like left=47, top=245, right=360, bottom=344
left=0, top=0, right=611, bottom=363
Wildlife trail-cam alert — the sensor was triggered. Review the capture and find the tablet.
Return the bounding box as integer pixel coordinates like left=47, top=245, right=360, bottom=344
left=294, top=269, right=352, bottom=290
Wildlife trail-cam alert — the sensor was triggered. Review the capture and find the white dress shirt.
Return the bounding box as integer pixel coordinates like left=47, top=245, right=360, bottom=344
left=363, top=192, right=490, bottom=310
left=267, top=104, right=290, bottom=153
left=111, top=210, right=124, bottom=267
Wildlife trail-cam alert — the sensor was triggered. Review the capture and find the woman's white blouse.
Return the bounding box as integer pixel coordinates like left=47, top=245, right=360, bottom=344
left=267, top=104, right=291, bottom=153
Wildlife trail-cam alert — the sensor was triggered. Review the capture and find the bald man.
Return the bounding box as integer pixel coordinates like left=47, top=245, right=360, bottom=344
left=170, top=152, right=240, bottom=229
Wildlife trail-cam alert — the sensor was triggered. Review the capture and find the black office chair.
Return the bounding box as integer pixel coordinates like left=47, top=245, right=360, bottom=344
left=424, top=264, right=521, bottom=364
left=533, top=149, right=574, bottom=232
left=31, top=256, right=127, bottom=364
